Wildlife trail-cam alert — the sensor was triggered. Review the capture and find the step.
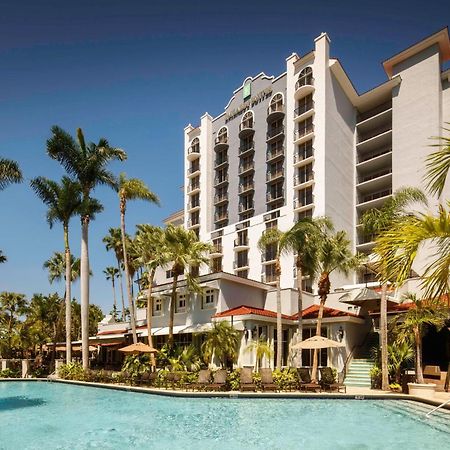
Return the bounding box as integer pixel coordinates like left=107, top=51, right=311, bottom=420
left=344, top=381, right=371, bottom=387
left=345, top=377, right=371, bottom=383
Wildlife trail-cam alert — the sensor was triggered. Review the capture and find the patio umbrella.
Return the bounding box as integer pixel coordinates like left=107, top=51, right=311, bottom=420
left=118, top=342, right=158, bottom=354
left=291, top=335, right=345, bottom=350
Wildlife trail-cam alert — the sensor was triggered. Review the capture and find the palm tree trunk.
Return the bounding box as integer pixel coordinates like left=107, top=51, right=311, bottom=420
left=146, top=270, right=156, bottom=367
left=120, top=200, right=137, bottom=344
left=64, top=224, right=72, bottom=363
left=169, top=273, right=178, bottom=347
left=414, top=326, right=424, bottom=384
left=111, top=277, right=117, bottom=311
left=311, top=295, right=326, bottom=382
left=117, top=259, right=126, bottom=321
left=275, top=258, right=282, bottom=370
left=296, top=257, right=303, bottom=366
left=80, top=215, right=90, bottom=370
left=380, top=283, right=389, bottom=390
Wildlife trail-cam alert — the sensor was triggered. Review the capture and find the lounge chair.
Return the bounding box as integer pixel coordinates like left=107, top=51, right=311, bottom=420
left=137, top=371, right=157, bottom=386
left=165, top=372, right=182, bottom=389
left=297, top=368, right=321, bottom=392
left=240, top=368, right=257, bottom=392
left=260, top=368, right=277, bottom=391
left=319, top=367, right=346, bottom=393
left=191, top=369, right=211, bottom=391
left=208, top=369, right=228, bottom=391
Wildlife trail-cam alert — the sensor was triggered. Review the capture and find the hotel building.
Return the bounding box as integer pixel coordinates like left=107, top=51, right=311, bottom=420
left=97, top=29, right=450, bottom=378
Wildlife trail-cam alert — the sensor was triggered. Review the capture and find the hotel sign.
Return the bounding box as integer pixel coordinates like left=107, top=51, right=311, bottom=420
left=225, top=86, right=272, bottom=123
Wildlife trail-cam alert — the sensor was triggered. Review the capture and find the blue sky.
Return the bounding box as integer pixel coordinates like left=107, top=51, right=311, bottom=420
left=0, top=0, right=448, bottom=312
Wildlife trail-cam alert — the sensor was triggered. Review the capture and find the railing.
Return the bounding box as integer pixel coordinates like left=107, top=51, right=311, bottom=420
left=239, top=121, right=254, bottom=133
left=238, top=202, right=254, bottom=213
left=211, top=244, right=223, bottom=253
left=295, top=76, right=314, bottom=91
left=261, top=252, right=276, bottom=262
left=214, top=134, right=228, bottom=145
left=233, top=260, right=249, bottom=269
left=188, top=145, right=200, bottom=155
left=266, top=170, right=284, bottom=182
left=294, top=147, right=314, bottom=163
left=294, top=171, right=314, bottom=185
left=266, top=126, right=285, bottom=140
left=425, top=399, right=450, bottom=417
left=187, top=218, right=199, bottom=227
left=358, top=168, right=392, bottom=184
left=342, top=330, right=373, bottom=383
left=294, top=124, right=314, bottom=141
left=239, top=182, right=254, bottom=193
left=239, top=142, right=255, bottom=155
left=214, top=212, right=228, bottom=222
left=187, top=183, right=200, bottom=193
left=294, top=101, right=314, bottom=117
left=262, top=273, right=277, bottom=283
left=188, top=201, right=200, bottom=209
left=214, top=156, right=228, bottom=167
left=266, top=191, right=284, bottom=203
left=187, top=166, right=200, bottom=175
left=238, top=161, right=255, bottom=174
left=266, top=146, right=284, bottom=161
left=357, top=147, right=391, bottom=164
left=294, top=195, right=314, bottom=208
left=214, top=193, right=228, bottom=204
left=357, top=101, right=392, bottom=123
left=213, top=174, right=229, bottom=185
left=234, top=237, right=249, bottom=247
left=360, top=189, right=392, bottom=204
left=267, top=102, right=284, bottom=115
left=358, top=125, right=392, bottom=144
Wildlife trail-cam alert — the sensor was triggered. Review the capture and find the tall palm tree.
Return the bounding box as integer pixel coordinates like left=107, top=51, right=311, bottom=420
left=164, top=225, right=211, bottom=347
left=311, top=228, right=360, bottom=381
left=117, top=173, right=159, bottom=344
left=0, top=292, right=28, bottom=358
left=202, top=321, right=240, bottom=368
left=0, top=157, right=22, bottom=191
left=31, top=176, right=82, bottom=363
left=134, top=224, right=168, bottom=350
left=43, top=252, right=82, bottom=285
left=47, top=125, right=126, bottom=368
left=103, top=227, right=127, bottom=320
left=360, top=187, right=427, bottom=390
left=394, top=293, right=448, bottom=383
left=258, top=228, right=286, bottom=369
left=103, top=266, right=119, bottom=316
left=0, top=251, right=6, bottom=264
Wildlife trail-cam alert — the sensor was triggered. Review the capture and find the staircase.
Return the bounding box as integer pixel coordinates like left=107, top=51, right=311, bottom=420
left=344, top=333, right=378, bottom=388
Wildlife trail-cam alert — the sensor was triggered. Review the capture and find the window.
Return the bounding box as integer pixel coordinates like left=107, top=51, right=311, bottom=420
left=211, top=257, right=222, bottom=273
left=241, top=111, right=254, bottom=129
left=268, top=93, right=283, bottom=114
left=301, top=327, right=328, bottom=367
left=216, top=127, right=228, bottom=144
left=236, top=230, right=248, bottom=246
left=190, top=137, right=200, bottom=152
left=176, top=294, right=186, bottom=313
left=190, top=193, right=200, bottom=208
left=202, top=289, right=216, bottom=309
left=296, top=67, right=313, bottom=89
left=236, top=250, right=248, bottom=268
left=153, top=297, right=162, bottom=316
left=166, top=270, right=174, bottom=279
left=264, top=263, right=277, bottom=283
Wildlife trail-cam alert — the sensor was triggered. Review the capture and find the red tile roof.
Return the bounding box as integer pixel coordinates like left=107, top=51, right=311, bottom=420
left=290, top=304, right=359, bottom=319
left=97, top=329, right=127, bottom=336
left=213, top=305, right=292, bottom=320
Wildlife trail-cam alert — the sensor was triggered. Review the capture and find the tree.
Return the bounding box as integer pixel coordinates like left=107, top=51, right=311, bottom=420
left=43, top=252, right=81, bottom=285
left=134, top=225, right=168, bottom=351
left=164, top=225, right=211, bottom=347
left=103, top=227, right=127, bottom=320
left=394, top=293, right=448, bottom=383
left=116, top=174, right=159, bottom=344
left=311, top=227, right=360, bottom=381
left=245, top=337, right=273, bottom=371
left=0, top=292, right=28, bottom=358
left=0, top=251, right=6, bottom=264
left=0, top=157, right=22, bottom=191
left=103, top=266, right=119, bottom=315
left=31, top=176, right=83, bottom=363
left=258, top=227, right=285, bottom=369
left=361, top=187, right=427, bottom=390
left=47, top=125, right=126, bottom=369
left=201, top=321, right=240, bottom=368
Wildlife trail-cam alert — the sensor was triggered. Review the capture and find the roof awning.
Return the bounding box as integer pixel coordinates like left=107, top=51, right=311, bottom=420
left=181, top=323, right=212, bottom=333
left=201, top=281, right=220, bottom=290
left=138, top=327, right=163, bottom=337
left=154, top=325, right=187, bottom=336
left=340, top=288, right=397, bottom=309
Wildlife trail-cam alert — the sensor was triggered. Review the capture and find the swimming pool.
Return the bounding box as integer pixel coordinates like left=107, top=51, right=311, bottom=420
left=0, top=382, right=448, bottom=449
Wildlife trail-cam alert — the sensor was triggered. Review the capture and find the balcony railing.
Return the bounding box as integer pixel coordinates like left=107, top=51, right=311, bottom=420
left=211, top=244, right=223, bottom=253
left=214, top=174, right=229, bottom=186
left=266, top=170, right=284, bottom=182
left=233, top=260, right=249, bottom=269
left=294, top=171, right=314, bottom=185
left=187, top=183, right=200, bottom=193
left=360, top=189, right=392, bottom=204
left=294, top=195, right=314, bottom=208
left=294, top=146, right=314, bottom=164
left=357, top=101, right=392, bottom=123
left=188, top=145, right=200, bottom=155
left=358, top=168, right=392, bottom=184
left=214, top=156, right=228, bottom=168
left=188, top=201, right=200, bottom=209
left=295, top=76, right=314, bottom=91
left=187, top=165, right=200, bottom=175
left=266, top=125, right=285, bottom=140
left=238, top=161, right=255, bottom=175
left=261, top=252, right=276, bottom=263
left=239, top=142, right=255, bottom=155
left=239, top=121, right=254, bottom=133
left=214, top=193, right=228, bottom=204
left=214, top=211, right=228, bottom=222
left=358, top=125, right=391, bottom=144
left=358, top=234, right=376, bottom=245
left=266, top=191, right=284, bottom=203
left=214, top=134, right=228, bottom=146
left=234, top=237, right=249, bottom=247
left=238, top=202, right=254, bottom=213
left=187, top=218, right=200, bottom=227
left=294, top=101, right=314, bottom=118
left=261, top=273, right=277, bottom=283
left=294, top=124, right=314, bottom=141
left=239, top=182, right=254, bottom=193
left=357, top=147, right=392, bottom=164
left=267, top=102, right=284, bottom=116
left=266, top=146, right=284, bottom=161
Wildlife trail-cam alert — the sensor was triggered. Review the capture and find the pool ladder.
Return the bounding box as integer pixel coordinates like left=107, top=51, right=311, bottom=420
left=425, top=398, right=450, bottom=417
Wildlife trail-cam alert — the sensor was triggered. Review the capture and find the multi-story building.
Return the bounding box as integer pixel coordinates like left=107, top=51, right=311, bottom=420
left=97, top=28, right=450, bottom=373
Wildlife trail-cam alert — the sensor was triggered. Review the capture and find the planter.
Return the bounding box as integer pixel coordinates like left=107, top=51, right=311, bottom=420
left=407, top=382, right=436, bottom=398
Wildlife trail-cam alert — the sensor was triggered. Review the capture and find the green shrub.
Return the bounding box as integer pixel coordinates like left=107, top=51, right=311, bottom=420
left=226, top=369, right=241, bottom=390
left=272, top=368, right=297, bottom=390
left=30, top=364, right=49, bottom=378
left=0, top=368, right=20, bottom=378
left=389, top=382, right=402, bottom=392
left=370, top=366, right=382, bottom=389
left=58, top=362, right=84, bottom=380
left=121, top=355, right=152, bottom=378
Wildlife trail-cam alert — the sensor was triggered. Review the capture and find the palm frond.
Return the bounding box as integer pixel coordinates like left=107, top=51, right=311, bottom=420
left=0, top=158, right=22, bottom=191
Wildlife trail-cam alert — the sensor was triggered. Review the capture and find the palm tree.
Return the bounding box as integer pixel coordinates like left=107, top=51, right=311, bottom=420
left=394, top=293, right=448, bottom=383
left=43, top=252, right=81, bottom=284
left=103, top=266, right=119, bottom=315
left=47, top=125, right=126, bottom=369
left=0, top=157, right=22, bottom=191
left=245, top=337, right=273, bottom=371
left=117, top=173, right=159, bottom=344
left=103, top=227, right=127, bottom=320
left=134, top=224, right=168, bottom=351
left=164, top=225, right=211, bottom=347
left=258, top=228, right=286, bottom=369
left=311, top=228, right=360, bottom=381
left=0, top=251, right=6, bottom=264
left=31, top=176, right=83, bottom=363
left=361, top=187, right=427, bottom=390
left=0, top=292, right=28, bottom=358
left=202, top=321, right=240, bottom=368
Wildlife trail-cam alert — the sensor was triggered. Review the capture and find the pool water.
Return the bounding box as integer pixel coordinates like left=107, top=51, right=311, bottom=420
left=0, top=382, right=448, bottom=449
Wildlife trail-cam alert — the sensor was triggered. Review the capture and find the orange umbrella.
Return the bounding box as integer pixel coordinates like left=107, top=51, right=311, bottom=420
left=118, top=342, right=158, bottom=354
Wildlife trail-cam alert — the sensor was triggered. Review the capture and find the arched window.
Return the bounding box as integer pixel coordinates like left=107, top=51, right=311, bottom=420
left=216, top=127, right=228, bottom=145
left=188, top=137, right=200, bottom=155
left=296, top=67, right=314, bottom=89
left=241, top=111, right=254, bottom=129
left=268, top=93, right=283, bottom=114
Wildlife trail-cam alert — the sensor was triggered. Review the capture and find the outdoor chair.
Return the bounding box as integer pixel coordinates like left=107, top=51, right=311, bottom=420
left=121, top=371, right=133, bottom=385
left=297, top=368, right=321, bottom=392
left=240, top=368, right=257, bottom=392
left=165, top=372, right=182, bottom=389
left=260, top=368, right=277, bottom=392
left=208, top=369, right=228, bottom=391
left=319, top=367, right=346, bottom=393
left=191, top=369, right=212, bottom=391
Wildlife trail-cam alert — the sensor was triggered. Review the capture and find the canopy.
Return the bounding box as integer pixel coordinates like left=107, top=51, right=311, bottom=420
left=339, top=288, right=397, bottom=310
left=291, top=335, right=345, bottom=350
left=118, top=342, right=158, bottom=354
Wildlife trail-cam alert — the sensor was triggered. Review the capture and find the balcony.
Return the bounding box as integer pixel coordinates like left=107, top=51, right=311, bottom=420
left=214, top=155, right=228, bottom=169
left=294, top=146, right=314, bottom=166
left=294, top=101, right=314, bottom=121
left=239, top=120, right=255, bottom=138
left=293, top=171, right=314, bottom=188
left=293, top=195, right=314, bottom=211
left=187, top=219, right=200, bottom=228
left=214, top=211, right=229, bottom=223
left=261, top=273, right=277, bottom=284
left=239, top=182, right=255, bottom=194
left=238, top=202, right=254, bottom=214
left=266, top=191, right=284, bottom=204
left=357, top=101, right=392, bottom=123
left=214, top=193, right=229, bottom=205
left=266, top=146, right=285, bottom=162
left=261, top=252, right=276, bottom=264
left=187, top=183, right=200, bottom=194
left=266, top=102, right=285, bottom=122
left=294, top=124, right=314, bottom=144
left=266, top=125, right=285, bottom=142
left=233, top=260, right=250, bottom=270
left=214, top=134, right=229, bottom=151
left=238, top=161, right=255, bottom=175
left=234, top=237, right=250, bottom=249
left=358, top=125, right=392, bottom=145
left=187, top=165, right=200, bottom=178
left=357, top=168, right=392, bottom=188
left=239, top=142, right=255, bottom=156
left=266, top=169, right=284, bottom=183
left=356, top=189, right=392, bottom=210
left=210, top=244, right=223, bottom=256
left=294, top=76, right=315, bottom=100
left=187, top=201, right=200, bottom=211
left=187, top=145, right=200, bottom=161
left=357, top=147, right=392, bottom=168
left=213, top=174, right=229, bottom=187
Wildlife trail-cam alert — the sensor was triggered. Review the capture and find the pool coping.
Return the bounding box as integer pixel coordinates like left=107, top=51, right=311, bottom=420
left=2, top=378, right=449, bottom=411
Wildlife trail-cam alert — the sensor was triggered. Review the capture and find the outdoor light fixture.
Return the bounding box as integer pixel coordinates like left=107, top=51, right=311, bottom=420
left=338, top=326, right=344, bottom=342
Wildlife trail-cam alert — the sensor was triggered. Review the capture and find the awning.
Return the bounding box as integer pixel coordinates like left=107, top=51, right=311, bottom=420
left=138, top=327, right=163, bottom=337
left=181, top=323, right=212, bottom=333
left=340, top=288, right=397, bottom=310
left=202, top=281, right=220, bottom=290
left=154, top=325, right=187, bottom=336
